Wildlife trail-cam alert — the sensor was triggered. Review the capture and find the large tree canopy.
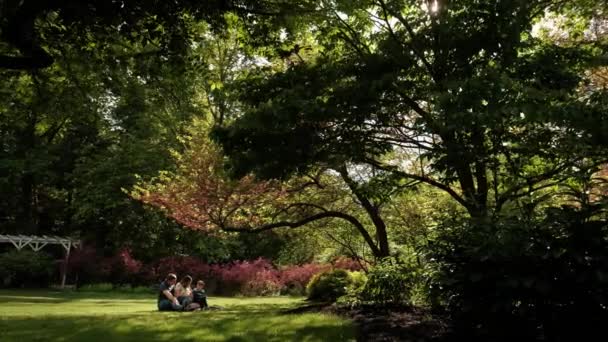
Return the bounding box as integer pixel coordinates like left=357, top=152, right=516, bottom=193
left=214, top=0, right=608, bottom=220
left=0, top=0, right=317, bottom=69
left=133, top=0, right=608, bottom=260
left=0, top=12, right=216, bottom=254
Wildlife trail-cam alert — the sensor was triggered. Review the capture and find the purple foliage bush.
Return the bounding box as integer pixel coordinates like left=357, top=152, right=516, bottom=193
left=69, top=248, right=363, bottom=296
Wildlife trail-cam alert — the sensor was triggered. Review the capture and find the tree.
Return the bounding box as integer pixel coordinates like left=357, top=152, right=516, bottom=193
left=0, top=54, right=106, bottom=234
left=213, top=0, right=608, bottom=222
left=0, top=16, right=207, bottom=254
left=133, top=117, right=403, bottom=258
left=0, top=0, right=318, bottom=70
left=128, top=18, right=411, bottom=259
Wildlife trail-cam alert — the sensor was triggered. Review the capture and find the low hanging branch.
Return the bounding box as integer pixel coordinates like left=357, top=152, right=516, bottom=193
left=131, top=125, right=384, bottom=257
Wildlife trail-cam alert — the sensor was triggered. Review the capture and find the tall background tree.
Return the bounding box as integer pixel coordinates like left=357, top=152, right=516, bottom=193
left=0, top=7, right=342, bottom=263
left=214, top=0, right=608, bottom=221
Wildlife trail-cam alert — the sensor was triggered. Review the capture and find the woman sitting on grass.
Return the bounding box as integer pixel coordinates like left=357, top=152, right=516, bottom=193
left=174, top=275, right=200, bottom=311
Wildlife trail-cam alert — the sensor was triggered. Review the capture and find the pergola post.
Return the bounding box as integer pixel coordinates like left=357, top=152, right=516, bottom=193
left=60, top=242, right=72, bottom=289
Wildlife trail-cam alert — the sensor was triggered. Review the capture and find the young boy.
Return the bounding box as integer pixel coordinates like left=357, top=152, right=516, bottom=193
left=192, top=280, right=208, bottom=309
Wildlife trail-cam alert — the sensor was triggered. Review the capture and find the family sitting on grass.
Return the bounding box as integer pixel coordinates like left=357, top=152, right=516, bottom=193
left=157, top=273, right=209, bottom=311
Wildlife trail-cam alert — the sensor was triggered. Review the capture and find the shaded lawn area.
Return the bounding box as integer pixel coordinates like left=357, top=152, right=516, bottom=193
left=0, top=290, right=355, bottom=342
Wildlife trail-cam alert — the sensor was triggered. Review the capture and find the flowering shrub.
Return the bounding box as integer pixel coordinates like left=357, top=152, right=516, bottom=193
left=69, top=247, right=143, bottom=285
left=214, top=258, right=274, bottom=284
left=107, top=249, right=143, bottom=284
left=241, top=269, right=283, bottom=296
left=118, top=250, right=142, bottom=274
left=136, top=264, right=159, bottom=284
left=68, top=246, right=106, bottom=283
left=69, top=247, right=362, bottom=296
left=211, top=258, right=278, bottom=295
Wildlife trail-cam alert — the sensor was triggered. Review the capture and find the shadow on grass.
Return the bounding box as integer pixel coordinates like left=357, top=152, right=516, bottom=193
left=0, top=310, right=354, bottom=342
left=0, top=291, right=304, bottom=308
left=0, top=290, right=152, bottom=304
left=0, top=290, right=353, bottom=341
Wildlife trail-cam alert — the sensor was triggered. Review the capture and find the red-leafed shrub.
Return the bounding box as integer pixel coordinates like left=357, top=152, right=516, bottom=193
left=136, top=264, right=159, bottom=284
left=106, top=249, right=143, bottom=284
left=70, top=247, right=148, bottom=285
left=332, top=256, right=365, bottom=271
left=69, top=246, right=363, bottom=297
left=241, top=269, right=283, bottom=296
left=280, top=263, right=331, bottom=295
left=211, top=258, right=277, bottom=295
left=68, top=246, right=97, bottom=272
left=68, top=246, right=105, bottom=283
left=118, top=249, right=142, bottom=274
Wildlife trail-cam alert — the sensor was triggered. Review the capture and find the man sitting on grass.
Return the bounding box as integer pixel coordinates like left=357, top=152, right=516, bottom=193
left=192, top=280, right=208, bottom=310
left=157, top=273, right=183, bottom=311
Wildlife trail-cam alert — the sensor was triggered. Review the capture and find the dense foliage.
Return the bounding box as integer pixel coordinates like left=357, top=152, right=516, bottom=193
left=215, top=0, right=608, bottom=222
left=1, top=0, right=608, bottom=338
left=0, top=249, right=55, bottom=287
left=429, top=203, right=608, bottom=340
left=307, top=269, right=354, bottom=302
left=359, top=257, right=418, bottom=305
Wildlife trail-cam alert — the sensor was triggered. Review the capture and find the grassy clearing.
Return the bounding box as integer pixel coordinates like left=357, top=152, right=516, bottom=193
left=0, top=290, right=355, bottom=342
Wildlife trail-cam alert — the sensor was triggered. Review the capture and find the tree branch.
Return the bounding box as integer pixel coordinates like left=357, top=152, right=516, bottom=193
left=495, top=159, right=608, bottom=212
left=376, top=0, right=436, bottom=80
left=220, top=210, right=382, bottom=257
left=338, top=165, right=390, bottom=256
left=323, top=231, right=370, bottom=271
left=364, top=158, right=472, bottom=211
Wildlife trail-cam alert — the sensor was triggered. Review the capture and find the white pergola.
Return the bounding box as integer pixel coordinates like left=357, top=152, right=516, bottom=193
left=0, top=234, right=81, bottom=288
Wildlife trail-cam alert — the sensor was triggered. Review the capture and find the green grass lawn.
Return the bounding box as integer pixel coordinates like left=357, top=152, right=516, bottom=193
left=0, top=290, right=355, bottom=342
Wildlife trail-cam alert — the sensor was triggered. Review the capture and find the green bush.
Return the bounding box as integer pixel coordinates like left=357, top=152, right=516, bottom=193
left=360, top=257, right=417, bottom=305
left=335, top=271, right=368, bottom=306
left=280, top=282, right=306, bottom=296
left=0, top=249, right=55, bottom=288
left=348, top=271, right=368, bottom=294
left=306, top=269, right=354, bottom=302
left=429, top=206, right=608, bottom=340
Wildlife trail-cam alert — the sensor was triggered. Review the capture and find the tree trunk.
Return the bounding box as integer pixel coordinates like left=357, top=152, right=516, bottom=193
left=375, top=223, right=390, bottom=258
left=338, top=166, right=391, bottom=258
